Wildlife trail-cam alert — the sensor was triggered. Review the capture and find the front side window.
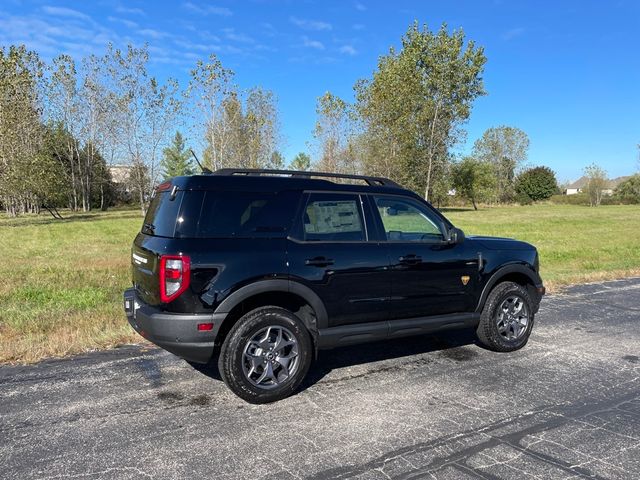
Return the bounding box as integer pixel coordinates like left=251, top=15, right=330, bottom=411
left=302, top=193, right=365, bottom=242
left=374, top=195, right=444, bottom=242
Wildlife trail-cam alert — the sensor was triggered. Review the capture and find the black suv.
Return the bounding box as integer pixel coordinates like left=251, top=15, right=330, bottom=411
left=124, top=169, right=544, bottom=403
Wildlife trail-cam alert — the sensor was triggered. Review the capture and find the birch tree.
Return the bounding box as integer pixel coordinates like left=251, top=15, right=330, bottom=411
left=109, top=44, right=181, bottom=214
left=188, top=54, right=234, bottom=170
left=313, top=92, right=359, bottom=174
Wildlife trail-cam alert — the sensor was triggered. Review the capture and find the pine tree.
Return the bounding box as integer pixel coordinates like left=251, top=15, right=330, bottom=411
left=290, top=152, right=311, bottom=171
left=161, top=131, right=194, bottom=179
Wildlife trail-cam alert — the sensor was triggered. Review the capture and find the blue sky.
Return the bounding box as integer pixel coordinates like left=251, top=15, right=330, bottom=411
left=1, top=0, right=639, bottom=182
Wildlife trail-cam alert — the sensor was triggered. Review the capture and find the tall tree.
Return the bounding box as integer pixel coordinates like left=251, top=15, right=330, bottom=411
left=451, top=156, right=496, bottom=210
left=313, top=92, right=358, bottom=174
left=108, top=44, right=181, bottom=214
left=245, top=87, right=280, bottom=169
left=290, top=152, right=311, bottom=171
left=355, top=23, right=486, bottom=200
left=268, top=151, right=285, bottom=169
left=78, top=53, right=114, bottom=212
left=0, top=45, right=48, bottom=216
left=161, top=131, right=194, bottom=179
left=188, top=54, right=235, bottom=171
left=46, top=54, right=82, bottom=210
left=473, top=126, right=529, bottom=203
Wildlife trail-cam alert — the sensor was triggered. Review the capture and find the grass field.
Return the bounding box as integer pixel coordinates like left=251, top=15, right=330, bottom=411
left=1, top=204, right=639, bottom=363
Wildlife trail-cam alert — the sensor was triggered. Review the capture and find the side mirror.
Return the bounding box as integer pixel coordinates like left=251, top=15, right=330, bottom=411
left=447, top=227, right=465, bottom=245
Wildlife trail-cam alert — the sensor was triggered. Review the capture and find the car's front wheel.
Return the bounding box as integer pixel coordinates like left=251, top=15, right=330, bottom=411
left=218, top=306, right=313, bottom=403
left=476, top=281, right=535, bottom=352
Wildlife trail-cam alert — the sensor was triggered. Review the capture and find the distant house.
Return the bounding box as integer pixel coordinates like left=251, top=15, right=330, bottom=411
left=564, top=177, right=586, bottom=195
left=564, top=175, right=630, bottom=195
left=109, top=165, right=131, bottom=184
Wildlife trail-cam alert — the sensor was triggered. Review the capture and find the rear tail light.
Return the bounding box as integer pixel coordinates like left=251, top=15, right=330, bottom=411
left=159, top=255, right=191, bottom=303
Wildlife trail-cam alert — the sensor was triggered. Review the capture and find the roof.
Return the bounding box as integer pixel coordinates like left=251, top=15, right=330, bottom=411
left=566, top=176, right=587, bottom=189
left=170, top=169, right=410, bottom=196
left=566, top=175, right=630, bottom=190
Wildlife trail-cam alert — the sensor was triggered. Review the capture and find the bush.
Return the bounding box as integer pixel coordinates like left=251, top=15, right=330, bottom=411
left=549, top=193, right=635, bottom=206
left=549, top=193, right=590, bottom=205
left=614, top=174, right=640, bottom=204
left=515, top=166, right=558, bottom=201
left=516, top=191, right=533, bottom=205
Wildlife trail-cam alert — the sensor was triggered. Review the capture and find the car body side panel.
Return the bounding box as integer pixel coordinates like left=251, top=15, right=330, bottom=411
left=132, top=235, right=289, bottom=314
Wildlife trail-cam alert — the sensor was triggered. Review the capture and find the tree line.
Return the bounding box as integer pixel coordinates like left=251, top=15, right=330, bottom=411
left=310, top=24, right=554, bottom=208
left=0, top=43, right=284, bottom=216
left=4, top=22, right=629, bottom=217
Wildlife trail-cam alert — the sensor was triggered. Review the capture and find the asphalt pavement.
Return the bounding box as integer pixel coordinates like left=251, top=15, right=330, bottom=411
left=1, top=278, right=639, bottom=479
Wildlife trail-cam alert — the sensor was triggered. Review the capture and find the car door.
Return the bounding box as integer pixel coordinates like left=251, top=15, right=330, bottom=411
left=369, top=194, right=479, bottom=320
left=287, top=192, right=390, bottom=327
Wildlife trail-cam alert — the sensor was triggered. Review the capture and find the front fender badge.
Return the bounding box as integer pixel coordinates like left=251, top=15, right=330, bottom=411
left=461, top=275, right=470, bottom=286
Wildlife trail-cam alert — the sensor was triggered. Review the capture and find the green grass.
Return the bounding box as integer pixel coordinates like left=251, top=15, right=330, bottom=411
left=1, top=204, right=639, bottom=363
left=445, top=204, right=640, bottom=287
left=0, top=209, right=142, bottom=363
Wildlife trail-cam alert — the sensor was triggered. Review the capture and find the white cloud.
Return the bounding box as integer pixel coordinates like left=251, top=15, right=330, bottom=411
left=301, top=36, right=325, bottom=50
left=115, top=6, right=145, bottom=16
left=355, top=2, right=366, bottom=11
left=339, top=45, right=357, bottom=56
left=183, top=2, right=232, bottom=16
left=138, top=28, right=171, bottom=39
left=222, top=28, right=254, bottom=43
left=502, top=27, right=525, bottom=40
left=352, top=23, right=365, bottom=30
left=0, top=10, right=123, bottom=60
left=290, top=16, right=332, bottom=31
left=261, top=22, right=278, bottom=37
left=41, top=6, right=91, bottom=21
left=108, top=16, right=139, bottom=29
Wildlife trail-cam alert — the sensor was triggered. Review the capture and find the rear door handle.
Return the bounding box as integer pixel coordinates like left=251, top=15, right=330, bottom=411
left=305, top=256, right=335, bottom=267
left=399, top=254, right=422, bottom=265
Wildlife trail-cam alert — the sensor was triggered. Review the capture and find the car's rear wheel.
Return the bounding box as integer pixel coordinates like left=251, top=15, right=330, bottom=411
left=218, top=306, right=313, bottom=404
left=476, top=281, right=534, bottom=352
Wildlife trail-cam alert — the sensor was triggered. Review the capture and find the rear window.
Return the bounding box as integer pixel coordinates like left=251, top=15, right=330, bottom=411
left=142, top=189, right=298, bottom=238
left=142, top=191, right=183, bottom=237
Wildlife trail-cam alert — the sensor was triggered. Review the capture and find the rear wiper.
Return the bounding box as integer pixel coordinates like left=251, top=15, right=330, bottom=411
left=143, top=222, right=155, bottom=233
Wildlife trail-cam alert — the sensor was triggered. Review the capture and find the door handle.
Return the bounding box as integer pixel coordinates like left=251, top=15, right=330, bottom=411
left=399, top=254, right=422, bottom=265
left=305, top=256, right=335, bottom=267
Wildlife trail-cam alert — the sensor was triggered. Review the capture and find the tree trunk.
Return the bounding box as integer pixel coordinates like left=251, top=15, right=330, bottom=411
left=472, top=198, right=478, bottom=210
left=100, top=183, right=107, bottom=211
left=423, top=102, right=440, bottom=202
left=139, top=189, right=145, bottom=217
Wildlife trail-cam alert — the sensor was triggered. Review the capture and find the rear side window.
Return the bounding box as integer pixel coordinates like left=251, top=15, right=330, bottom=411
left=198, top=191, right=275, bottom=237
left=143, top=189, right=299, bottom=238
left=302, top=193, right=365, bottom=242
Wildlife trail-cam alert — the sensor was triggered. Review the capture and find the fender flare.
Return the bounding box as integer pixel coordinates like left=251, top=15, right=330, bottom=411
left=475, top=263, right=542, bottom=312
left=213, top=279, right=329, bottom=331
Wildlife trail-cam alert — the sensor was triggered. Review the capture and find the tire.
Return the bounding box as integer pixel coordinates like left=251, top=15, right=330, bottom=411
left=476, top=281, right=535, bottom=352
left=218, top=306, right=313, bottom=404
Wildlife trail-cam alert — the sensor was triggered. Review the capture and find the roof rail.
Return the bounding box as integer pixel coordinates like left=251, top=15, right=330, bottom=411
left=212, top=168, right=401, bottom=188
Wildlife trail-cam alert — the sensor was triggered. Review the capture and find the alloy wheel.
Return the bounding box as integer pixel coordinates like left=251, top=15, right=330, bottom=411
left=496, top=295, right=529, bottom=341
left=242, top=326, right=300, bottom=389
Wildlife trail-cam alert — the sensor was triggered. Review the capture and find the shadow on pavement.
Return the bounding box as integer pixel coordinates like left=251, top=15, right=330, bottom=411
left=189, top=328, right=479, bottom=395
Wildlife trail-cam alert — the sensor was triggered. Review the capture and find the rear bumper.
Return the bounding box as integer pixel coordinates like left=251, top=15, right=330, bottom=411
left=123, top=288, right=224, bottom=364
